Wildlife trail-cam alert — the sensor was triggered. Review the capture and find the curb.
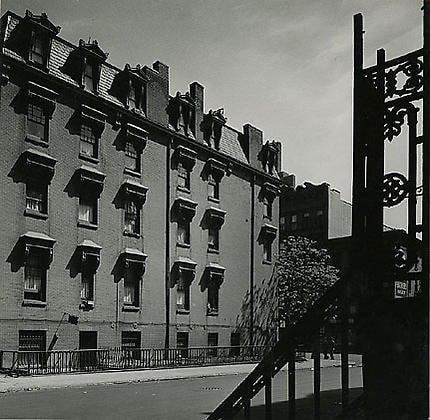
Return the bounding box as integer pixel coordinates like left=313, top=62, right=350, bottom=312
left=0, top=359, right=361, bottom=394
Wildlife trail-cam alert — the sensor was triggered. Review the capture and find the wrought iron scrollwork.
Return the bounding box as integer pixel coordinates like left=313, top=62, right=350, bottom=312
left=382, top=172, right=409, bottom=207
left=384, top=106, right=408, bottom=141
left=385, top=58, right=423, bottom=99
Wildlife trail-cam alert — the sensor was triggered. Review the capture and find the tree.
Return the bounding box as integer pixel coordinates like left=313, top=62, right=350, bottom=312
left=277, top=236, right=339, bottom=328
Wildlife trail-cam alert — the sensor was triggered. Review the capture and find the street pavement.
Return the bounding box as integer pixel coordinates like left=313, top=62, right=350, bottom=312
left=0, top=354, right=362, bottom=394
left=0, top=361, right=363, bottom=419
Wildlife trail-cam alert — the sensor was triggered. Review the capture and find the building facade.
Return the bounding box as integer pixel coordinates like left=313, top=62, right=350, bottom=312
left=279, top=178, right=352, bottom=245
left=0, top=10, right=282, bottom=352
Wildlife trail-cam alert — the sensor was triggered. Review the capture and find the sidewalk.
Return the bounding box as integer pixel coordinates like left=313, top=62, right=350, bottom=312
left=0, top=354, right=362, bottom=394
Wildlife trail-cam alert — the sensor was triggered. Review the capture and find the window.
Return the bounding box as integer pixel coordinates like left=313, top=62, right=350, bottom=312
left=208, top=333, right=218, bottom=357
left=121, top=331, right=141, bottom=361
left=79, top=192, right=98, bottom=225
left=124, top=200, right=140, bottom=235
left=177, top=163, right=190, bottom=190
left=207, top=282, right=219, bottom=315
left=26, top=182, right=47, bottom=215
left=316, top=209, right=324, bottom=227
left=18, top=330, right=46, bottom=367
left=173, top=260, right=196, bottom=314
left=124, top=268, right=140, bottom=307
left=208, top=174, right=219, bottom=200
left=177, top=332, right=189, bottom=358
left=27, top=103, right=48, bottom=142
left=177, top=218, right=190, bottom=245
left=230, top=333, right=241, bottom=356
left=208, top=226, right=219, bottom=251
left=128, top=83, right=137, bottom=109
left=125, top=141, right=140, bottom=173
left=84, top=61, right=95, bottom=92
left=176, top=279, right=190, bottom=312
left=280, top=216, right=286, bottom=232
left=24, top=254, right=46, bottom=302
left=303, top=212, right=310, bottom=229
left=263, top=197, right=273, bottom=220
left=80, top=271, right=94, bottom=303
left=29, top=32, right=45, bottom=66
left=263, top=241, right=272, bottom=262
left=80, top=124, right=98, bottom=159
left=291, top=214, right=298, bottom=231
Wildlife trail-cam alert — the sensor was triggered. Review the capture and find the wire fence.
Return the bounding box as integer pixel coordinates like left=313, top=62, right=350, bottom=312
left=0, top=345, right=269, bottom=376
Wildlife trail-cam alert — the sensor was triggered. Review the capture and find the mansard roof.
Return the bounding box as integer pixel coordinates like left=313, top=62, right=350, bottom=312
left=1, top=10, right=281, bottom=182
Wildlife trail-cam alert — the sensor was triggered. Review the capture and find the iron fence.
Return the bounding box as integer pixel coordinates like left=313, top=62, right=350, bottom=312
left=0, top=345, right=268, bottom=376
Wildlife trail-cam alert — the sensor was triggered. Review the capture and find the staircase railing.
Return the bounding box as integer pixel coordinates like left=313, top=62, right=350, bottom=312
left=207, top=279, right=346, bottom=419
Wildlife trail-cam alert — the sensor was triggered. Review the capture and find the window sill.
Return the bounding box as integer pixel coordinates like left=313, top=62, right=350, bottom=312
left=176, top=309, right=190, bottom=315
left=207, top=310, right=219, bottom=317
left=123, top=231, right=141, bottom=238
left=176, top=242, right=191, bottom=249
left=24, top=209, right=48, bottom=220
left=79, top=301, right=94, bottom=311
left=22, top=299, right=47, bottom=308
left=79, top=153, right=99, bottom=164
left=124, top=168, right=142, bottom=178
left=177, top=186, right=190, bottom=194
left=27, top=60, right=48, bottom=72
left=122, top=305, right=140, bottom=312
left=208, top=196, right=220, bottom=204
left=207, top=248, right=220, bottom=254
left=78, top=220, right=98, bottom=230
left=25, top=134, right=48, bottom=148
left=263, top=259, right=273, bottom=265
left=123, top=231, right=142, bottom=238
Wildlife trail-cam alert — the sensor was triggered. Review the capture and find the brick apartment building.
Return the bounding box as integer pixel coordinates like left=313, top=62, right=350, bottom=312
left=279, top=175, right=352, bottom=245
left=0, top=10, right=282, bottom=353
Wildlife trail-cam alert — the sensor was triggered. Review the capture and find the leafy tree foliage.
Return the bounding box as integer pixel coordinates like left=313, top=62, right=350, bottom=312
left=277, top=236, right=338, bottom=327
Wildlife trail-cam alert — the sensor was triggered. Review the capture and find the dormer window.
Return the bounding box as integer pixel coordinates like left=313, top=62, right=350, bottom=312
left=61, top=39, right=108, bottom=94
left=167, top=92, right=196, bottom=137
left=109, top=64, right=149, bottom=113
left=6, top=11, right=61, bottom=71
left=29, top=31, right=45, bottom=66
left=84, top=61, right=95, bottom=92
left=202, top=108, right=227, bottom=150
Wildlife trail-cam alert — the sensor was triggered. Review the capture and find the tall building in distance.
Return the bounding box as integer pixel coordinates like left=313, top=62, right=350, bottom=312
left=279, top=175, right=352, bottom=245
left=0, top=10, right=282, bottom=353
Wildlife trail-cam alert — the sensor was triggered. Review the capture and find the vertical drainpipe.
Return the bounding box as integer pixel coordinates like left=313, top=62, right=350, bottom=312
left=165, top=137, right=171, bottom=350
left=250, top=174, right=255, bottom=347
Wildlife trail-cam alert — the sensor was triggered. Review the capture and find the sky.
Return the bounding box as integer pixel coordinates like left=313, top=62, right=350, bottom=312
left=2, top=0, right=424, bottom=226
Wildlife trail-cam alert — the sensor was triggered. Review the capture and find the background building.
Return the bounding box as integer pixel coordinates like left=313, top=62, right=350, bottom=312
left=0, top=10, right=282, bottom=353
left=279, top=176, right=352, bottom=245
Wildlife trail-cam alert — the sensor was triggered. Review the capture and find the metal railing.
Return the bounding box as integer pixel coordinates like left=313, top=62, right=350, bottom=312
left=0, top=345, right=268, bottom=376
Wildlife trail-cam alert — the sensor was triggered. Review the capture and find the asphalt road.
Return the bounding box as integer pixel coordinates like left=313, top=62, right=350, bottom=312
left=0, top=367, right=363, bottom=419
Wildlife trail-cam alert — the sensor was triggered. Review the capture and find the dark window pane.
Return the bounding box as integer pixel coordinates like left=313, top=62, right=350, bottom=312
left=80, top=125, right=97, bottom=158
left=26, top=182, right=47, bottom=214
left=30, top=33, right=44, bottom=65
left=84, top=62, right=94, bottom=91
left=124, top=200, right=140, bottom=234
left=27, top=103, right=46, bottom=140
left=124, top=269, right=139, bottom=307
left=79, top=193, right=97, bottom=224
